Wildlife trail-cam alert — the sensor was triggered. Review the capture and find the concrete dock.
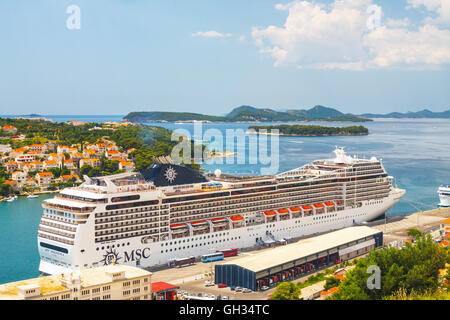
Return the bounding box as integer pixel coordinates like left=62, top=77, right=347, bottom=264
left=369, top=207, right=450, bottom=244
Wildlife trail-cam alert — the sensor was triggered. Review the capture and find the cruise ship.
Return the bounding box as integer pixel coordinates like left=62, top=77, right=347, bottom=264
left=37, top=147, right=405, bottom=275
left=438, top=185, right=450, bottom=207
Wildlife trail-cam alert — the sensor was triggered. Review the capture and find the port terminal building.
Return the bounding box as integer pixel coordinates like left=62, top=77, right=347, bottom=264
left=214, top=226, right=383, bottom=291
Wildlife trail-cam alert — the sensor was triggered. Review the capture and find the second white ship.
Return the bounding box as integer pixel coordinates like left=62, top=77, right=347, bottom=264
left=37, top=147, right=405, bottom=275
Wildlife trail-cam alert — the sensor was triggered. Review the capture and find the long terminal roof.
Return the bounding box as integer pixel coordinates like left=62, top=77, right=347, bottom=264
left=218, top=226, right=381, bottom=273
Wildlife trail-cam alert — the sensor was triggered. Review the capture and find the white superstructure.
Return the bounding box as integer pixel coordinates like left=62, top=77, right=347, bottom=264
left=438, top=185, right=450, bottom=207
left=37, top=147, right=405, bottom=275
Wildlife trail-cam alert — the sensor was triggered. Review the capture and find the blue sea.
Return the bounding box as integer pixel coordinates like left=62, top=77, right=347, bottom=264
left=1, top=115, right=449, bottom=284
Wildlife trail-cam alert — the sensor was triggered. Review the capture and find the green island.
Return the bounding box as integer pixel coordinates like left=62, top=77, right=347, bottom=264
left=270, top=230, right=450, bottom=300
left=124, top=105, right=372, bottom=123
left=248, top=124, right=369, bottom=136
left=0, top=118, right=194, bottom=198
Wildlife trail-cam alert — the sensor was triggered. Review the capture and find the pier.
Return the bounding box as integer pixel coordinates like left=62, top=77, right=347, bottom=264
left=368, top=207, right=450, bottom=244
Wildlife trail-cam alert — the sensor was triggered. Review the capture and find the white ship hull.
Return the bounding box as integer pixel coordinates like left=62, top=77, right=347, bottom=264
left=38, top=188, right=404, bottom=275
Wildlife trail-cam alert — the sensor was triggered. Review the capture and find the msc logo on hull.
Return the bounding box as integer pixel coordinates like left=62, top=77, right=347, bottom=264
left=99, top=248, right=151, bottom=266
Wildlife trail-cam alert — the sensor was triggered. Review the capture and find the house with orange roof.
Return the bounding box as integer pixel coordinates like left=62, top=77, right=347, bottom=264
left=320, top=286, right=339, bottom=298
left=9, top=147, right=28, bottom=158
left=2, top=180, right=18, bottom=190
left=43, top=160, right=58, bottom=171
left=47, top=153, right=64, bottom=162
left=106, top=144, right=119, bottom=151
left=12, top=171, right=28, bottom=184
left=83, top=149, right=99, bottom=158
left=24, top=178, right=37, bottom=188
left=2, top=125, right=17, bottom=134
left=37, top=172, right=54, bottom=188
left=60, top=174, right=79, bottom=182
left=67, top=120, right=88, bottom=126
left=57, top=145, right=71, bottom=154
left=80, top=158, right=100, bottom=168
left=60, top=159, right=76, bottom=170
left=6, top=161, right=19, bottom=172
left=105, top=150, right=122, bottom=160
left=70, top=152, right=84, bottom=163
left=119, top=161, right=134, bottom=172
left=28, top=144, right=47, bottom=153
left=29, top=161, right=44, bottom=171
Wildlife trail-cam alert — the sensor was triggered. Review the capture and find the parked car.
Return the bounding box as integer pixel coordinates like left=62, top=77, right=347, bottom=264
left=204, top=293, right=209, bottom=298
left=235, top=287, right=243, bottom=292
left=197, top=293, right=203, bottom=297
left=222, top=296, right=229, bottom=300
left=217, top=295, right=222, bottom=300
left=260, top=286, right=269, bottom=291
left=218, top=283, right=227, bottom=288
left=230, top=286, right=236, bottom=291
left=204, top=281, right=214, bottom=287
left=242, top=288, right=252, bottom=293
left=210, top=294, right=215, bottom=300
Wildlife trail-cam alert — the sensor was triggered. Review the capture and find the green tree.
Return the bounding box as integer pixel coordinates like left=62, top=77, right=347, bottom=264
left=270, top=282, right=301, bottom=300
left=331, top=234, right=449, bottom=300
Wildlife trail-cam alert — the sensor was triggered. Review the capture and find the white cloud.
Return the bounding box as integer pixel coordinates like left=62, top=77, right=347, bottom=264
left=364, top=25, right=450, bottom=68
left=407, top=0, right=450, bottom=26
left=192, top=31, right=232, bottom=38
left=386, top=18, right=411, bottom=28
left=252, top=0, right=450, bottom=70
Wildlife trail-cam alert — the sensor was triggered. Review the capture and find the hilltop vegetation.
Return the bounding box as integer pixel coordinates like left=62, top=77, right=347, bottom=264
left=248, top=124, right=369, bottom=136
left=123, top=105, right=372, bottom=123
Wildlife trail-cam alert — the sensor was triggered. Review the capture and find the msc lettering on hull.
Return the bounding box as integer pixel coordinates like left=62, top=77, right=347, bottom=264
left=123, top=248, right=151, bottom=262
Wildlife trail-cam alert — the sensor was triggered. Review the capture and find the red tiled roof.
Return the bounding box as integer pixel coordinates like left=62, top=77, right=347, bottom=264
left=151, top=282, right=179, bottom=293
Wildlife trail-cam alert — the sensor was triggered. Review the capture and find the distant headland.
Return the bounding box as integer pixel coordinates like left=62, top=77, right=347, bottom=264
left=123, top=105, right=373, bottom=123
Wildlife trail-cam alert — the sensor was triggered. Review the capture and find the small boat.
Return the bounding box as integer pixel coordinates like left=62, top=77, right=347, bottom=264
left=27, top=195, right=38, bottom=199
left=6, top=197, right=15, bottom=202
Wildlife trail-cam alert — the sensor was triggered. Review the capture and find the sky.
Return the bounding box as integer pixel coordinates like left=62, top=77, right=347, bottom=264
left=0, top=0, right=449, bottom=116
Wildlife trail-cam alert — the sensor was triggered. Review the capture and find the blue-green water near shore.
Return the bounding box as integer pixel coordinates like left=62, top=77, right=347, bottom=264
left=1, top=116, right=449, bottom=284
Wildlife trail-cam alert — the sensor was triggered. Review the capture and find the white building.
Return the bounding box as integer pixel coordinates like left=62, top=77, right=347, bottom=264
left=0, top=265, right=152, bottom=300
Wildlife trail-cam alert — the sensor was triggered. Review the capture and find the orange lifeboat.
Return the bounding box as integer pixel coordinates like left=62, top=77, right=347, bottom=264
left=190, top=220, right=208, bottom=226
left=325, top=202, right=335, bottom=207
left=170, top=224, right=188, bottom=234
left=290, top=207, right=301, bottom=212
left=313, top=203, right=324, bottom=208
left=277, top=209, right=289, bottom=215
left=264, top=211, right=276, bottom=216
left=211, top=217, right=226, bottom=223
left=230, top=215, right=244, bottom=222
left=302, top=205, right=313, bottom=210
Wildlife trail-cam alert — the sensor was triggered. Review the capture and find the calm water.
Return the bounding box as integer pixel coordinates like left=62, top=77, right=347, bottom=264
left=0, top=116, right=449, bottom=284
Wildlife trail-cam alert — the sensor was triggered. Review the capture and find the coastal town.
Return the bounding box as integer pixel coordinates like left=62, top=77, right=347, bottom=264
left=0, top=121, right=138, bottom=201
